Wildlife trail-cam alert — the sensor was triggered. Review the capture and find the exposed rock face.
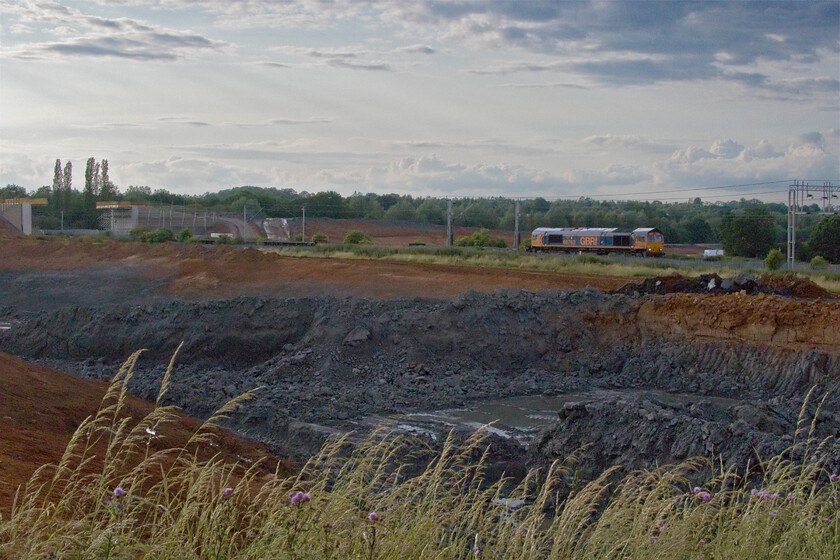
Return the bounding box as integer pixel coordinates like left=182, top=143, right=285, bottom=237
left=1, top=289, right=838, bottom=473
left=528, top=393, right=840, bottom=480
left=637, top=293, right=840, bottom=350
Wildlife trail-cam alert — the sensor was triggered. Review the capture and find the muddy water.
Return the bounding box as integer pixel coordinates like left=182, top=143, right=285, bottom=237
left=378, top=389, right=744, bottom=445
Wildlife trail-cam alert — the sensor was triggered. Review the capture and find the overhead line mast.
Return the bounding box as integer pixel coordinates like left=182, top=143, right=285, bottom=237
left=787, top=180, right=838, bottom=268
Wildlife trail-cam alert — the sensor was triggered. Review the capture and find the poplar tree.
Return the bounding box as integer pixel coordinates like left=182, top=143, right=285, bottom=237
left=62, top=161, right=73, bottom=212
left=52, top=159, right=63, bottom=193
left=99, top=159, right=118, bottom=199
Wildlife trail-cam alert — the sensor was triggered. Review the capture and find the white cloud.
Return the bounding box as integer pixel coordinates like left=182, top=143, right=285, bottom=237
left=1, top=0, right=227, bottom=60
left=709, top=139, right=744, bottom=159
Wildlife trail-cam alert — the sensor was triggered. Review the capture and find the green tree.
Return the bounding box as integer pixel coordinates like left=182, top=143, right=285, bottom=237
left=454, top=228, right=506, bottom=248
left=1, top=184, right=27, bottom=198
left=719, top=206, right=776, bottom=258
left=416, top=199, right=445, bottom=224
left=764, top=248, right=783, bottom=270
left=344, top=230, right=371, bottom=244
left=99, top=159, right=119, bottom=200
left=682, top=216, right=712, bottom=243
left=82, top=157, right=99, bottom=228
left=384, top=200, right=417, bottom=222
left=807, top=215, right=840, bottom=263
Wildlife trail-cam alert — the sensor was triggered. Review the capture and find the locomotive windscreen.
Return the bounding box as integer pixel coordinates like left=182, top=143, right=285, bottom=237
left=546, top=234, right=563, bottom=244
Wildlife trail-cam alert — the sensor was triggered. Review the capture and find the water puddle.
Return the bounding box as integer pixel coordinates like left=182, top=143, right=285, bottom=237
left=370, top=389, right=743, bottom=446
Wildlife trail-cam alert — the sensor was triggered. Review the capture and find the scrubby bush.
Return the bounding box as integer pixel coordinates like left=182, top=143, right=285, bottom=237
left=312, top=233, right=328, bottom=244
left=177, top=228, right=193, bottom=243
left=764, top=248, right=784, bottom=271
left=128, top=226, right=149, bottom=240
left=143, top=228, right=175, bottom=244
left=811, top=255, right=829, bottom=269
left=454, top=228, right=506, bottom=248
left=344, top=230, right=372, bottom=244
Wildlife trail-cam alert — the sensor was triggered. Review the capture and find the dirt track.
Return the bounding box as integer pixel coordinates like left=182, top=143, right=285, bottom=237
left=0, top=237, right=629, bottom=300
left=1, top=235, right=839, bottom=500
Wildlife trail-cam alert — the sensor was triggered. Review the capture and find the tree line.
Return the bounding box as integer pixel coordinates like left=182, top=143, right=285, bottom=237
left=3, top=170, right=838, bottom=263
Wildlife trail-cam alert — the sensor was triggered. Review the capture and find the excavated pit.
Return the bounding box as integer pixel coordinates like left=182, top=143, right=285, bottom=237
left=2, top=286, right=839, bottom=480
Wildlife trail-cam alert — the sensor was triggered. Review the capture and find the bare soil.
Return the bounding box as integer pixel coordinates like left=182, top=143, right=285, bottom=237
left=0, top=352, right=291, bottom=516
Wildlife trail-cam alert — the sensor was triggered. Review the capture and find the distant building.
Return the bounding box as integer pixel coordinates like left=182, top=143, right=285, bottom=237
left=96, top=202, right=139, bottom=236
left=0, top=198, right=48, bottom=235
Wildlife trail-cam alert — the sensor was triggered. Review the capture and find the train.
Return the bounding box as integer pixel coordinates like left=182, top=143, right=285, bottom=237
left=527, top=227, right=665, bottom=256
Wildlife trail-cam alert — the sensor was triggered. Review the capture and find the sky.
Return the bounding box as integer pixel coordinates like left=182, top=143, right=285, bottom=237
left=1, top=0, right=839, bottom=202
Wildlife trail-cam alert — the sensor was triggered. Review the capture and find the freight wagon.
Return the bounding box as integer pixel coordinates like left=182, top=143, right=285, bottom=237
left=528, top=227, right=665, bottom=256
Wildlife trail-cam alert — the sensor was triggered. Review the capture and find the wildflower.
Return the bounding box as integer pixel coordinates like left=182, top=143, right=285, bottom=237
left=769, top=510, right=777, bottom=516
left=770, top=493, right=779, bottom=500
left=787, top=493, right=796, bottom=501
left=831, top=473, right=838, bottom=482
left=113, top=487, right=125, bottom=498
left=222, top=487, right=233, bottom=499
left=368, top=512, right=378, bottom=521
left=145, top=427, right=156, bottom=436
left=751, top=488, right=758, bottom=496
left=290, top=491, right=310, bottom=504
left=693, top=486, right=701, bottom=494
left=699, top=539, right=706, bottom=545
left=699, top=492, right=712, bottom=501
left=650, top=537, right=657, bottom=543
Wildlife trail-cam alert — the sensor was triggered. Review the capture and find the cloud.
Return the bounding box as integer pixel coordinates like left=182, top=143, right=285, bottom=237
left=709, top=139, right=745, bottom=159
left=583, top=134, right=673, bottom=153
left=327, top=58, right=392, bottom=71
left=398, top=44, right=436, bottom=55
left=157, top=117, right=212, bottom=127
left=121, top=156, right=270, bottom=193
left=1, top=0, right=227, bottom=61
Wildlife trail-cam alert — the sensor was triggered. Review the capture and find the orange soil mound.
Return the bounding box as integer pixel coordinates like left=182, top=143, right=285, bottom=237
left=758, top=272, right=831, bottom=299
left=0, top=352, right=292, bottom=517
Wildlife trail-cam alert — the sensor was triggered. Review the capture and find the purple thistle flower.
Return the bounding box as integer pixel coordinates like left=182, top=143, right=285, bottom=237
left=770, top=493, right=779, bottom=500
left=751, top=488, right=758, bottom=496
left=830, top=473, right=838, bottom=482
left=699, top=492, right=712, bottom=501
left=223, top=487, right=233, bottom=499
left=113, top=487, right=125, bottom=498
left=302, top=492, right=311, bottom=502
left=787, top=493, right=796, bottom=501
left=368, top=511, right=378, bottom=521
left=693, top=486, right=701, bottom=494
left=699, top=539, right=706, bottom=545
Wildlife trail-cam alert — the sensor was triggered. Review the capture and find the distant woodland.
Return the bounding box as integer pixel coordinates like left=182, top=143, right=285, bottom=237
left=3, top=160, right=839, bottom=262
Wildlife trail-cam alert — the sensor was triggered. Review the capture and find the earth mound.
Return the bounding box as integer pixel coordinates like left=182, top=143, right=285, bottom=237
left=616, top=272, right=831, bottom=299
left=0, top=352, right=294, bottom=516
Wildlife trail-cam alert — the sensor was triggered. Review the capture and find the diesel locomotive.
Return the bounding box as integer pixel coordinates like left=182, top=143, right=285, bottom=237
left=528, top=227, right=665, bottom=256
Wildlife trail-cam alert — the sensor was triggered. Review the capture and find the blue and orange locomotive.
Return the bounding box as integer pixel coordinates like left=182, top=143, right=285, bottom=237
left=528, top=227, right=664, bottom=256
